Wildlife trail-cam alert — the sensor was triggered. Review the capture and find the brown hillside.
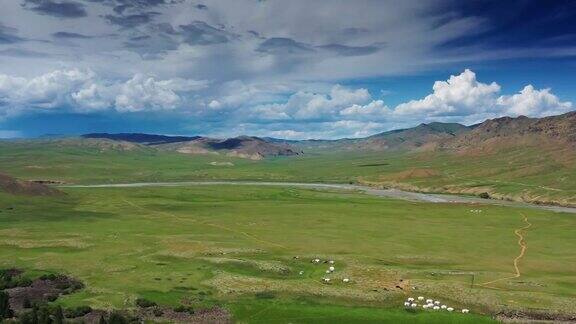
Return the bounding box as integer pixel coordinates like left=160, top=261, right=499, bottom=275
left=443, top=111, right=576, bottom=152
left=162, top=136, right=302, bottom=160
left=0, top=173, right=63, bottom=196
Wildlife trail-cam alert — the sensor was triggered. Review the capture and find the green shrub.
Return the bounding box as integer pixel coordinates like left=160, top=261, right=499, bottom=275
left=0, top=291, right=13, bottom=319
left=65, top=305, right=92, bottom=318
left=173, top=305, right=194, bottom=314
left=135, top=298, right=157, bottom=308
left=108, top=311, right=127, bottom=324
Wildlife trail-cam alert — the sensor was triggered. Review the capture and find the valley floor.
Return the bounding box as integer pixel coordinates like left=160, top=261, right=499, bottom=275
left=1, top=185, right=575, bottom=322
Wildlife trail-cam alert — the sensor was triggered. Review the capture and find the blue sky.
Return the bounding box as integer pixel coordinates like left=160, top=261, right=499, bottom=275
left=1, top=0, right=575, bottom=139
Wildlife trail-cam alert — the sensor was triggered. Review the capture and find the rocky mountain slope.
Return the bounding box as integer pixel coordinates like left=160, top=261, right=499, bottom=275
left=290, top=122, right=471, bottom=151
left=441, top=111, right=576, bottom=152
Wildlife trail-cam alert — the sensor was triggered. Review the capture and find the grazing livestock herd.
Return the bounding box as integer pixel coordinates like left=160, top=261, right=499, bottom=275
left=404, top=296, right=469, bottom=313
left=309, top=257, right=471, bottom=315
left=310, top=258, right=351, bottom=284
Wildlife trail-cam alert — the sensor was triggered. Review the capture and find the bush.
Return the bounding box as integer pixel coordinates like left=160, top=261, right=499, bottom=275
left=0, top=291, right=14, bottom=319
left=153, top=307, right=164, bottom=317
left=173, top=305, right=194, bottom=314
left=54, top=305, right=64, bottom=324
left=65, top=305, right=92, bottom=318
left=479, top=192, right=491, bottom=199
left=14, top=277, right=33, bottom=287
left=46, top=294, right=59, bottom=302
left=39, top=274, right=58, bottom=281
left=135, top=298, right=157, bottom=308
left=108, top=311, right=128, bottom=324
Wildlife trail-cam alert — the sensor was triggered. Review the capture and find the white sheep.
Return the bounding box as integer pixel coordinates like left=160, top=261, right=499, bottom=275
left=410, top=303, right=417, bottom=308
left=434, top=301, right=440, bottom=305
left=433, top=306, right=440, bottom=310
left=325, top=270, right=331, bottom=274
left=323, top=278, right=331, bottom=283
left=426, top=299, right=433, bottom=304
left=447, top=307, right=454, bottom=312
left=407, top=297, right=415, bottom=302
left=441, top=305, right=447, bottom=309
left=343, top=278, right=350, bottom=283
left=422, top=304, right=429, bottom=309
left=417, top=296, right=424, bottom=301
left=462, top=309, right=469, bottom=314
left=329, top=266, right=335, bottom=272
left=404, top=302, right=410, bottom=307
left=299, top=271, right=304, bottom=275
left=328, top=260, right=335, bottom=264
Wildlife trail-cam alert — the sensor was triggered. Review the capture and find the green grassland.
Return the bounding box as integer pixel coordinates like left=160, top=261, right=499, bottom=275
left=0, top=140, right=574, bottom=206
left=2, top=185, right=575, bottom=322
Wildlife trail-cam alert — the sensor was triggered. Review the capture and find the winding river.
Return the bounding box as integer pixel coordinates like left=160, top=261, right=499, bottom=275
left=62, top=181, right=576, bottom=214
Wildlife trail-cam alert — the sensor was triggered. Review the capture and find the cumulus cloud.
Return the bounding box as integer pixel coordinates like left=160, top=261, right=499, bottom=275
left=393, top=70, right=572, bottom=121
left=0, top=69, right=207, bottom=116
left=395, top=69, right=501, bottom=117
left=0, top=67, right=573, bottom=139
left=248, top=85, right=373, bottom=121
left=496, top=85, right=572, bottom=117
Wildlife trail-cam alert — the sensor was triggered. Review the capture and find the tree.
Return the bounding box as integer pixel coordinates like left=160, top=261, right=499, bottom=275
left=0, top=291, right=13, bottom=319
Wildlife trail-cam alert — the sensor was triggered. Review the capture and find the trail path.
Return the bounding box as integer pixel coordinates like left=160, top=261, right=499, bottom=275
left=479, top=213, right=532, bottom=289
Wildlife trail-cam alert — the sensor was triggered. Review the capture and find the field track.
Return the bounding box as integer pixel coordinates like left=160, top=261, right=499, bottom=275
left=479, top=213, right=532, bottom=289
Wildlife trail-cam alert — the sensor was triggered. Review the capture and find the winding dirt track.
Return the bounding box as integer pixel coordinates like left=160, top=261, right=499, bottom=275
left=479, top=213, right=532, bottom=289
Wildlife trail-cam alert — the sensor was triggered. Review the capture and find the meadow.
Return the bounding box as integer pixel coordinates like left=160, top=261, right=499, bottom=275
left=1, top=184, right=575, bottom=322
left=0, top=140, right=574, bottom=206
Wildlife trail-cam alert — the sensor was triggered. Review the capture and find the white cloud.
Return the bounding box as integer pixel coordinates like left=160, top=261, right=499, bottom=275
left=0, top=69, right=207, bottom=115
left=249, top=85, right=373, bottom=121
left=114, top=74, right=182, bottom=112
left=394, top=69, right=501, bottom=117
left=497, top=85, right=572, bottom=117
left=392, top=69, right=572, bottom=123
left=340, top=100, right=391, bottom=121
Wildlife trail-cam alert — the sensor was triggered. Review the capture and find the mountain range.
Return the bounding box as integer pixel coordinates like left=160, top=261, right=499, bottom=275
left=81, top=111, right=576, bottom=158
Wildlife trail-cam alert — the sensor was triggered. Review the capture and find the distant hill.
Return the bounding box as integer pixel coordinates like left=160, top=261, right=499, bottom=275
left=0, top=173, right=62, bottom=196
left=82, top=133, right=201, bottom=145
left=290, top=122, right=471, bottom=151
left=161, top=136, right=302, bottom=160
left=82, top=133, right=302, bottom=160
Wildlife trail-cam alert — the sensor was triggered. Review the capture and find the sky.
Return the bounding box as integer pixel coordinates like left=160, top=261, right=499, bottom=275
left=0, top=0, right=576, bottom=139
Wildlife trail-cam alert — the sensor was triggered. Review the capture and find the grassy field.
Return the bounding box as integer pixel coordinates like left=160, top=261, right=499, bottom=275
left=0, top=140, right=575, bottom=206
left=1, top=185, right=575, bottom=322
